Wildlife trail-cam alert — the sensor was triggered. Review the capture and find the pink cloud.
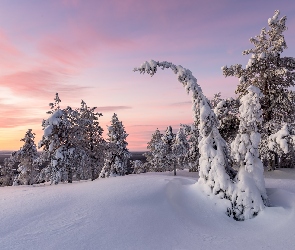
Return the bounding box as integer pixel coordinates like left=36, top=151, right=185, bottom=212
left=96, top=106, right=132, bottom=113
left=0, top=69, right=90, bottom=98
left=0, top=102, right=43, bottom=128
left=0, top=30, right=24, bottom=70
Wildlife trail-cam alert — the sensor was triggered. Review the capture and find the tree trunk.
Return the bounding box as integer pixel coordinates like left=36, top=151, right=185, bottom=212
left=68, top=165, right=72, bottom=183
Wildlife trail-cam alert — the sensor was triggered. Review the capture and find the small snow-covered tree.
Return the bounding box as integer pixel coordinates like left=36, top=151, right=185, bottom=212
left=99, top=113, right=131, bottom=178
left=161, top=126, right=176, bottom=174
left=143, top=128, right=167, bottom=172
left=0, top=158, right=14, bottom=186
left=11, top=129, right=39, bottom=185
left=130, top=160, right=145, bottom=174
left=172, top=128, right=189, bottom=171
left=267, top=124, right=294, bottom=169
left=181, top=123, right=200, bottom=172
left=222, top=10, right=295, bottom=169
left=231, top=86, right=267, bottom=220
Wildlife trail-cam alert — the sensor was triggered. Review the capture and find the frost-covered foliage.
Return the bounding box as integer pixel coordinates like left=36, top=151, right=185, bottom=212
left=266, top=124, right=295, bottom=169
left=39, top=94, right=105, bottom=184
left=181, top=123, right=200, bottom=172
left=39, top=94, right=74, bottom=184
left=161, top=126, right=177, bottom=174
left=9, top=129, right=39, bottom=185
left=222, top=10, right=295, bottom=169
left=143, top=128, right=167, bottom=172
left=172, top=128, right=189, bottom=170
left=0, top=158, right=14, bottom=186
left=134, top=60, right=236, bottom=215
left=145, top=126, right=188, bottom=175
left=231, top=86, right=267, bottom=220
left=74, top=100, right=105, bottom=181
left=99, top=113, right=131, bottom=178
left=212, top=96, right=240, bottom=144
left=130, top=160, right=145, bottom=174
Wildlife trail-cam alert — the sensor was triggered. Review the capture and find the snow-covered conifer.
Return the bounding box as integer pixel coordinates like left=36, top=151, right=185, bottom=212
left=181, top=123, right=200, bottom=172
left=161, top=126, right=176, bottom=174
left=267, top=124, right=294, bottom=169
left=172, top=128, right=189, bottom=171
left=143, top=128, right=167, bottom=172
left=222, top=10, right=295, bottom=169
left=0, top=157, right=14, bottom=186
left=130, top=160, right=145, bottom=174
left=75, top=100, right=105, bottom=181
left=10, top=129, right=39, bottom=185
left=39, top=93, right=74, bottom=184
left=99, top=113, right=130, bottom=178
left=231, top=86, right=267, bottom=220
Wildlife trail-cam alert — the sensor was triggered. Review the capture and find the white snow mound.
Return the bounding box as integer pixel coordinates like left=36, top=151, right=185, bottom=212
left=0, top=170, right=295, bottom=250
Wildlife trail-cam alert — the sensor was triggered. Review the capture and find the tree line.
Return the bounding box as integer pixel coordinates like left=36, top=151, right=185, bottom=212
left=0, top=94, right=131, bottom=186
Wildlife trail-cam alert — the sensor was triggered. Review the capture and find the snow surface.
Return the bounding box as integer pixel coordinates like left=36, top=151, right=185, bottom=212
left=1, top=170, right=295, bottom=250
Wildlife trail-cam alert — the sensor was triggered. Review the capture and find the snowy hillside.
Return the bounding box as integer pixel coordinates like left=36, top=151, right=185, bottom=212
left=1, top=170, right=295, bottom=250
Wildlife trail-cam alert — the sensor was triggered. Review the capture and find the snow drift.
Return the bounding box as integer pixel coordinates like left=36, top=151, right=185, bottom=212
left=1, top=170, right=295, bottom=250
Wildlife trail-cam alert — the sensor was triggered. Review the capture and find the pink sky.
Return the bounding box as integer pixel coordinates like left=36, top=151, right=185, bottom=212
left=0, top=0, right=295, bottom=151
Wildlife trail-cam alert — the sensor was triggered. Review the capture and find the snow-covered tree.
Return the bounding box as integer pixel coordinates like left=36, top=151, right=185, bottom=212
left=10, top=129, right=39, bottom=185
left=161, top=126, right=176, bottom=174
left=222, top=10, right=295, bottom=169
left=267, top=124, right=295, bottom=169
left=38, top=93, right=74, bottom=184
left=143, top=128, right=167, bottom=172
left=39, top=95, right=106, bottom=183
left=134, top=60, right=236, bottom=215
left=0, top=158, right=14, bottom=186
left=231, top=86, right=267, bottom=220
left=99, top=113, right=131, bottom=178
left=74, top=100, right=105, bottom=181
left=130, top=160, right=145, bottom=174
left=144, top=126, right=177, bottom=174
left=181, top=123, right=200, bottom=172
left=172, top=128, right=189, bottom=171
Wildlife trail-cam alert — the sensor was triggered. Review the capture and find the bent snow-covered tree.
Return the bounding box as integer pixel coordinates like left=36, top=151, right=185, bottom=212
left=134, top=61, right=236, bottom=215
left=222, top=10, right=295, bottom=170
left=134, top=60, right=267, bottom=220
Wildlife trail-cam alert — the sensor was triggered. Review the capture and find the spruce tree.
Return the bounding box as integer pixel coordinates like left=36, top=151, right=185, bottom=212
left=181, top=123, right=200, bottom=172
left=172, top=128, right=189, bottom=172
left=161, top=126, right=176, bottom=174
left=11, top=129, right=39, bottom=185
left=100, top=113, right=130, bottom=178
left=76, top=100, right=105, bottom=181
left=143, top=128, right=167, bottom=172
left=39, top=93, right=73, bottom=184
left=222, top=10, right=295, bottom=169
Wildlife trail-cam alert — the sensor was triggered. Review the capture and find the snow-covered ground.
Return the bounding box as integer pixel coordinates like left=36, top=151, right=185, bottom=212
left=1, top=169, right=295, bottom=250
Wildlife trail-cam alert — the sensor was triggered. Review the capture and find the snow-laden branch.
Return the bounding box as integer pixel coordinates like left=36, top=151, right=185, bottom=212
left=134, top=60, right=218, bottom=137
